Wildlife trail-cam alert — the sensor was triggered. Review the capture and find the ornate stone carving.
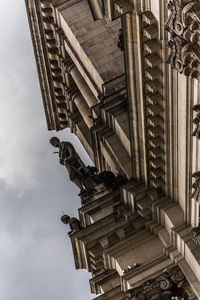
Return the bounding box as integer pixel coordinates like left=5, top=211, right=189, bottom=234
left=192, top=226, right=200, bottom=245
left=50, top=137, right=126, bottom=195
left=192, top=171, right=200, bottom=202
left=165, top=0, right=200, bottom=79
left=127, top=266, right=190, bottom=300
left=193, top=104, right=200, bottom=139
left=61, top=215, right=81, bottom=235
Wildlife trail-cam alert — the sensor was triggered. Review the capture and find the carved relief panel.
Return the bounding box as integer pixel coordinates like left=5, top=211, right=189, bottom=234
left=165, top=0, right=200, bottom=79
left=127, top=266, right=194, bottom=300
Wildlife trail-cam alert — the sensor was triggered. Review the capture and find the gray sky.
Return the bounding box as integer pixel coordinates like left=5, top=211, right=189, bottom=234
left=0, top=1, right=94, bottom=299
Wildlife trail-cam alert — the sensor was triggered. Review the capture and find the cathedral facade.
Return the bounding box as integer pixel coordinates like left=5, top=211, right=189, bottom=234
left=26, top=0, right=200, bottom=298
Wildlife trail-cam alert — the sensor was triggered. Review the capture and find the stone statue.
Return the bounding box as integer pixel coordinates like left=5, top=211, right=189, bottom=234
left=193, top=104, right=200, bottom=139
left=50, top=137, right=96, bottom=194
left=61, top=214, right=81, bottom=234
left=50, top=137, right=127, bottom=196
left=192, top=226, right=200, bottom=245
left=192, top=171, right=200, bottom=202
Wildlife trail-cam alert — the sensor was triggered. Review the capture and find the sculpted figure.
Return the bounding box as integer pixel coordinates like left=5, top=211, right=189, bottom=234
left=192, top=226, right=200, bottom=245
left=61, top=215, right=81, bottom=234
left=50, top=137, right=127, bottom=196
left=193, top=104, right=200, bottom=139
left=192, top=171, right=200, bottom=202
left=50, top=137, right=96, bottom=194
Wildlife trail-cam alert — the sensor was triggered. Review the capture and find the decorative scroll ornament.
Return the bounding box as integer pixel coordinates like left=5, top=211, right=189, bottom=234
left=127, top=267, right=189, bottom=300
left=193, top=104, right=200, bottom=139
left=165, top=0, right=200, bottom=79
left=192, top=171, right=200, bottom=202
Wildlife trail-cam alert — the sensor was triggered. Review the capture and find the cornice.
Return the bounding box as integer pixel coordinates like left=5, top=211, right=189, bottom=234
left=25, top=0, right=60, bottom=130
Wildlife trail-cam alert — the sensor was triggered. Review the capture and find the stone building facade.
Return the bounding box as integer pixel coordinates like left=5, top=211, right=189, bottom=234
left=26, top=0, right=200, bottom=299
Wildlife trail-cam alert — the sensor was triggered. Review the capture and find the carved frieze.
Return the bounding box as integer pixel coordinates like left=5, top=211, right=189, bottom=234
left=127, top=266, right=192, bottom=300
left=165, top=0, right=200, bottom=79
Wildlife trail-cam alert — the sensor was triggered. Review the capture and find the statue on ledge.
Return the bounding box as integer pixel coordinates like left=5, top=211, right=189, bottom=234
left=61, top=214, right=81, bottom=235
left=192, top=226, right=200, bottom=245
left=193, top=104, right=200, bottom=139
left=192, top=171, right=200, bottom=202
left=50, top=137, right=127, bottom=196
left=50, top=137, right=97, bottom=194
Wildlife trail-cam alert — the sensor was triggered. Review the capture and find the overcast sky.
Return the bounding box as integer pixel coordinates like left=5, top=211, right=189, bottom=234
left=0, top=1, right=93, bottom=299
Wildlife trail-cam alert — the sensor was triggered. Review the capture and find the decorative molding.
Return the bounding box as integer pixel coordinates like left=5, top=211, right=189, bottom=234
left=107, top=0, right=133, bottom=21
left=165, top=0, right=200, bottom=79
left=41, top=3, right=70, bottom=127
left=53, top=0, right=83, bottom=11
left=120, top=182, right=155, bottom=220
left=142, top=12, right=165, bottom=193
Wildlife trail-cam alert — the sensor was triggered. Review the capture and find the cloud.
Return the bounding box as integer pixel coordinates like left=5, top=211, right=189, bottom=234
left=0, top=165, right=92, bottom=300
left=0, top=1, right=45, bottom=191
left=0, top=2, right=94, bottom=300
left=0, top=14, right=92, bottom=193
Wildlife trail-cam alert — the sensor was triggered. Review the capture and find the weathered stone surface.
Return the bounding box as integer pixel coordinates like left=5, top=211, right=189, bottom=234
left=26, top=0, right=200, bottom=298
left=165, top=0, right=200, bottom=79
